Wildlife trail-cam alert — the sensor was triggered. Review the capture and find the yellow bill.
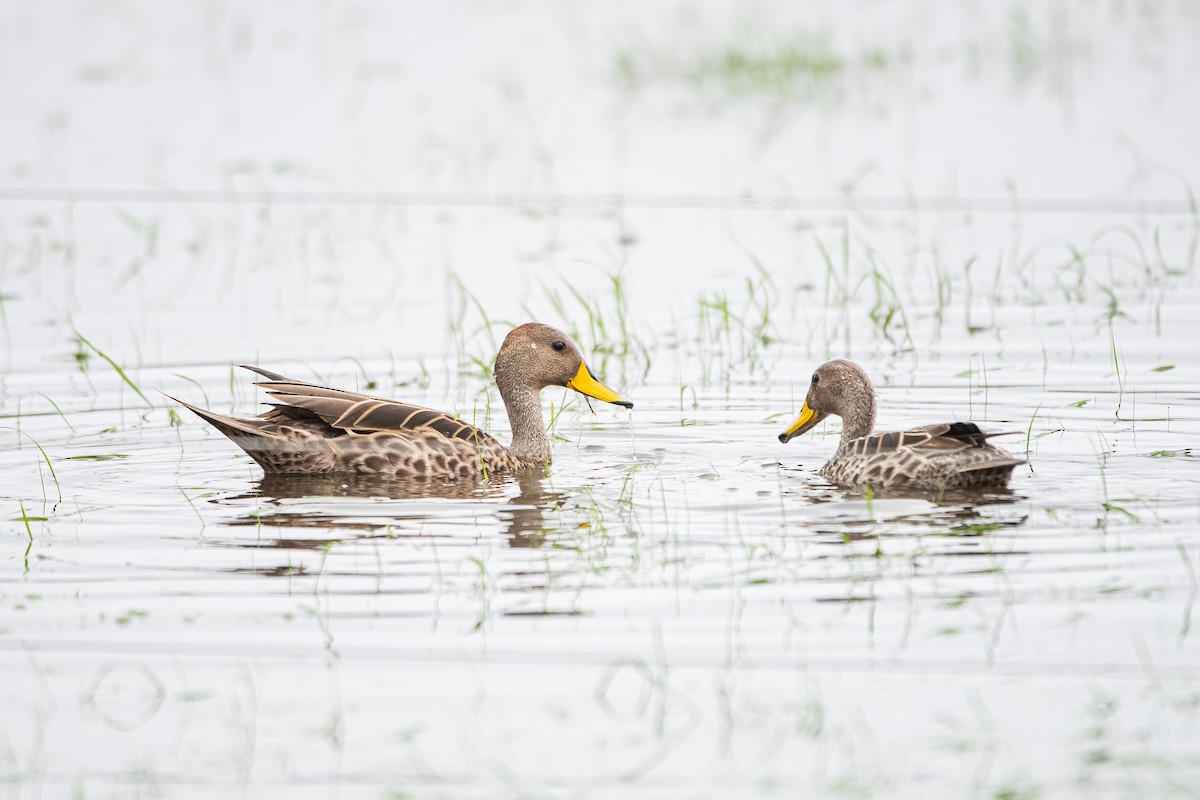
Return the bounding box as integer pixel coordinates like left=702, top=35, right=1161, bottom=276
left=566, top=362, right=633, bottom=408
left=778, top=402, right=825, bottom=443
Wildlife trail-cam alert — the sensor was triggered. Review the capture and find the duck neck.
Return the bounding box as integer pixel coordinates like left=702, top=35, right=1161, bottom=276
left=837, top=389, right=877, bottom=449
left=500, top=384, right=552, bottom=465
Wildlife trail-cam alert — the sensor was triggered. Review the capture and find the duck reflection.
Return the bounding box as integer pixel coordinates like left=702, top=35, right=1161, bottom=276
left=252, top=473, right=498, bottom=501
left=498, top=473, right=564, bottom=548
left=224, top=471, right=566, bottom=547
left=781, top=469, right=1027, bottom=541
left=805, top=488, right=1028, bottom=543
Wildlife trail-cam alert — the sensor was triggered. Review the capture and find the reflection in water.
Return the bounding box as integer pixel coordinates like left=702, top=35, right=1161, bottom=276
left=794, top=483, right=1029, bottom=543
left=252, top=473, right=500, bottom=500
left=501, top=474, right=565, bottom=548
left=220, top=472, right=567, bottom=548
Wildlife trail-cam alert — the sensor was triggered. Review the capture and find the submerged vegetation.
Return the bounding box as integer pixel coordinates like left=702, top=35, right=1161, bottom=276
left=619, top=29, right=864, bottom=92
left=615, top=23, right=903, bottom=107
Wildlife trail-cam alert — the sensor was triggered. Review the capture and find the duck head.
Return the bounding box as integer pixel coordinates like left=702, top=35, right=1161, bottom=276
left=779, top=358, right=875, bottom=443
left=494, top=322, right=633, bottom=408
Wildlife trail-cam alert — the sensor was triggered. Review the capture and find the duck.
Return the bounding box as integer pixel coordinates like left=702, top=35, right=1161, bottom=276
left=777, top=359, right=1023, bottom=491
left=168, top=322, right=633, bottom=478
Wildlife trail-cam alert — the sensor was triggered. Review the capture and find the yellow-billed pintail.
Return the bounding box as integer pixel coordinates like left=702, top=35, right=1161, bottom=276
left=778, top=359, right=1022, bottom=491
left=169, top=323, right=632, bottom=478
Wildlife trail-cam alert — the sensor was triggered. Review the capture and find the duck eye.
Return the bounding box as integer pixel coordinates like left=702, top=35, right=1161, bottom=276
left=552, top=341, right=566, bottom=352
left=811, top=373, right=820, bottom=384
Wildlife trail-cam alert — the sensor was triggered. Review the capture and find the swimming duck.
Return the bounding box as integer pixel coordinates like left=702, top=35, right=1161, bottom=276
left=778, top=359, right=1022, bottom=491
left=169, top=322, right=632, bottom=478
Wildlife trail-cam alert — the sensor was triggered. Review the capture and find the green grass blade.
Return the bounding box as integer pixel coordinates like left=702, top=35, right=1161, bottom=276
left=75, top=332, right=153, bottom=408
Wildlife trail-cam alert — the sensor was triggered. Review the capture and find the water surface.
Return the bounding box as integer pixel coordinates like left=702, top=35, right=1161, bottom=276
left=3, top=2, right=1199, bottom=797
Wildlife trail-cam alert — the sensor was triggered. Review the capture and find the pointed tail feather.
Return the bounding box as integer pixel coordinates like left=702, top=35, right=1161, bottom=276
left=162, top=390, right=304, bottom=467
left=162, top=392, right=277, bottom=438
left=165, top=392, right=300, bottom=472
left=164, top=388, right=338, bottom=473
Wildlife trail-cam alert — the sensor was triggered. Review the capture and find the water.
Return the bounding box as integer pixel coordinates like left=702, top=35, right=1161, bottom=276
left=3, top=2, right=1200, bottom=797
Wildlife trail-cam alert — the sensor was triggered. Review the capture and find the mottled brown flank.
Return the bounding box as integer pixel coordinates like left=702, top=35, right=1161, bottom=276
left=242, top=423, right=530, bottom=478
left=821, top=423, right=1022, bottom=491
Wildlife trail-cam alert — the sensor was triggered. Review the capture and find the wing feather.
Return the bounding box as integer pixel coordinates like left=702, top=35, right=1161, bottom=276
left=851, top=423, right=1025, bottom=463
left=242, top=367, right=501, bottom=446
